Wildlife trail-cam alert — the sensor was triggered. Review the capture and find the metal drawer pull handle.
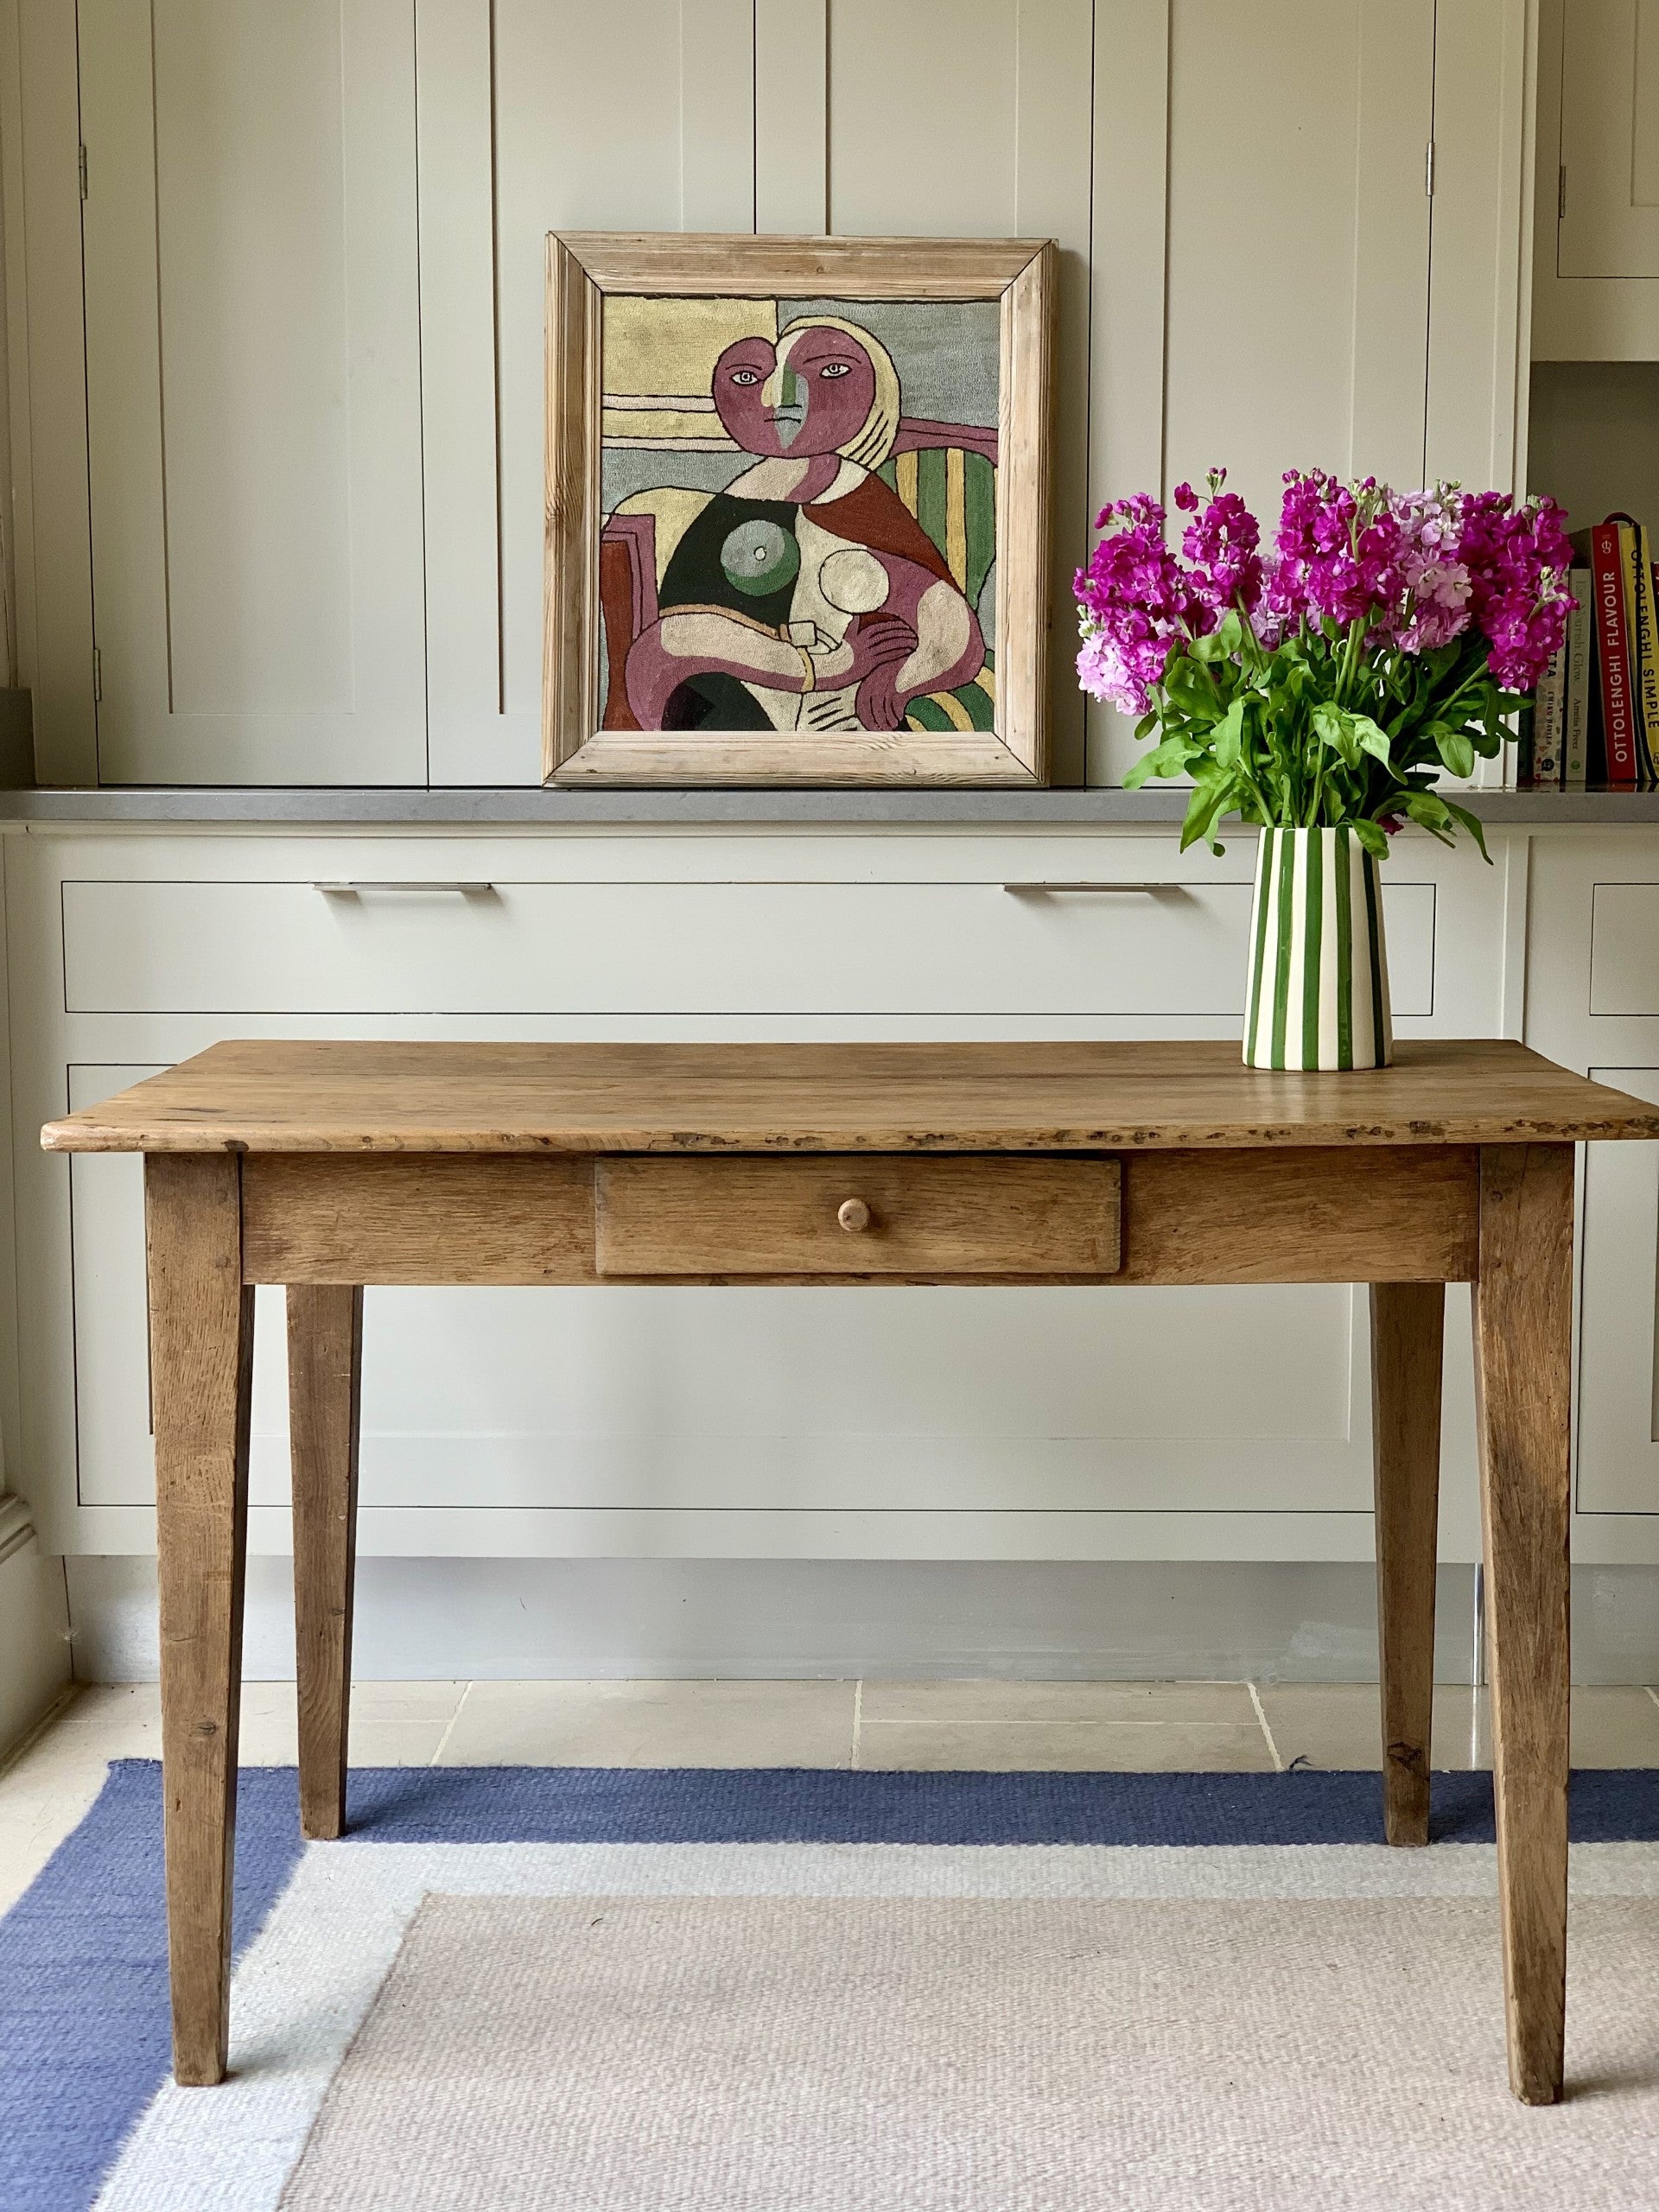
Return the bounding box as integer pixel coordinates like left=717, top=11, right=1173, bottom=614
left=313, top=881, right=496, bottom=895
left=836, top=1198, right=872, bottom=1233
left=1001, top=880, right=1183, bottom=895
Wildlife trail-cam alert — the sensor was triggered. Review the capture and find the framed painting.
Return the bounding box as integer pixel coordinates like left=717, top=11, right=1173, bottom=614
left=543, top=233, right=1055, bottom=785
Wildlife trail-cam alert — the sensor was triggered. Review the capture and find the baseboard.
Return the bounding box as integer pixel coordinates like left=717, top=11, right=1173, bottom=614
left=54, top=1554, right=1507, bottom=1684
left=0, top=1505, right=72, bottom=1756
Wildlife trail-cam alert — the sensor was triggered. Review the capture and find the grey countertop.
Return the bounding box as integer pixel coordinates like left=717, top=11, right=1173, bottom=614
left=2, top=785, right=1658, bottom=827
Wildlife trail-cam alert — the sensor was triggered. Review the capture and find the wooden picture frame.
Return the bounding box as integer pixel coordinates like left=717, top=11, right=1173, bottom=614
left=543, top=233, right=1054, bottom=786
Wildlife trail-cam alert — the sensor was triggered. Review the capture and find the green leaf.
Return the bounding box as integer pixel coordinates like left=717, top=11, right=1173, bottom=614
left=1312, top=701, right=1359, bottom=768
left=1433, top=728, right=1477, bottom=779
left=1440, top=798, right=1491, bottom=863
left=1350, top=714, right=1393, bottom=766
left=1351, top=817, right=1390, bottom=860
left=1403, top=791, right=1457, bottom=848
left=1133, top=711, right=1159, bottom=740
left=1164, top=655, right=1220, bottom=721
left=1178, top=770, right=1240, bottom=855
left=1122, top=733, right=1196, bottom=788
left=1210, top=696, right=1246, bottom=772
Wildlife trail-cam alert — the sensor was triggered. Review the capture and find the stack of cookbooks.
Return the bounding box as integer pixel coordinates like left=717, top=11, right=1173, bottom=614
left=1518, top=512, right=1659, bottom=791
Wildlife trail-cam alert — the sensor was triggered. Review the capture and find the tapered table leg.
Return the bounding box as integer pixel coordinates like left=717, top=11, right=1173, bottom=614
left=1472, top=1143, right=1575, bottom=2107
left=1370, top=1281, right=1445, bottom=1847
left=146, top=1154, right=254, bottom=2088
left=288, top=1284, right=363, bottom=1841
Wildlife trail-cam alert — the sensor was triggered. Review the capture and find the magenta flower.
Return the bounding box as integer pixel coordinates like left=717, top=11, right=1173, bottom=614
left=1075, top=469, right=1580, bottom=860
left=1179, top=474, right=1263, bottom=619
left=1073, top=493, right=1207, bottom=713
left=1456, top=491, right=1574, bottom=690
left=1075, top=470, right=1577, bottom=707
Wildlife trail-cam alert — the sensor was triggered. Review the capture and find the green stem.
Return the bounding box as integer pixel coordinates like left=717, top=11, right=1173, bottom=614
left=1305, top=737, right=1327, bottom=828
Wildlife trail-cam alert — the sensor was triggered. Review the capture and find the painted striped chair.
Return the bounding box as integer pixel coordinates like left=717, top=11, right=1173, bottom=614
left=875, top=423, right=999, bottom=734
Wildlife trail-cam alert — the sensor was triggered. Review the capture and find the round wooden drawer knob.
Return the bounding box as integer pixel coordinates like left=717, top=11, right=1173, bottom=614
left=836, top=1197, right=872, bottom=1234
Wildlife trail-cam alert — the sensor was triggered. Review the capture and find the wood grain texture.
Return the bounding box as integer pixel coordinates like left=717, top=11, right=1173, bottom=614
left=288, top=1283, right=362, bottom=1843
left=1117, top=1147, right=1476, bottom=1284
left=542, top=235, right=601, bottom=775
left=144, top=1152, right=253, bottom=2088
left=552, top=232, right=1047, bottom=296
left=1370, top=1281, right=1446, bottom=1847
left=243, top=1155, right=595, bottom=1284
left=594, top=1155, right=1121, bottom=1277
left=42, top=1039, right=1659, bottom=1157
left=550, top=731, right=1039, bottom=786
left=236, top=1146, right=1473, bottom=1287
left=541, top=232, right=1054, bottom=787
left=996, top=241, right=1055, bottom=783
left=1472, top=1142, right=1574, bottom=2106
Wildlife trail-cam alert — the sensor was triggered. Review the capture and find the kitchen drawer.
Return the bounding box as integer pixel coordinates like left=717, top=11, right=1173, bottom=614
left=59, top=875, right=1438, bottom=1019
left=594, top=1156, right=1122, bottom=1278
left=1589, top=883, right=1659, bottom=1015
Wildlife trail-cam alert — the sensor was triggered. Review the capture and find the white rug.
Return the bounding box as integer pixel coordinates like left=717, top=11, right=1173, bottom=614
left=92, top=1841, right=1659, bottom=2211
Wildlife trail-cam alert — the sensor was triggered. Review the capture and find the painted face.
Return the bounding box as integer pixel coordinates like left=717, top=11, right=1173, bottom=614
left=712, top=327, right=878, bottom=458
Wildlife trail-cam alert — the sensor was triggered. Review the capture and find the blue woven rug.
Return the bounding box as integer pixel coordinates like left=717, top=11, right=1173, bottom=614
left=5, top=1760, right=1659, bottom=2212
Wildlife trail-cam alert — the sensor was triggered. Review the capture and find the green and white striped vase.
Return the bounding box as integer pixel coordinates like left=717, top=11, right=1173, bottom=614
left=1243, top=826, right=1393, bottom=1071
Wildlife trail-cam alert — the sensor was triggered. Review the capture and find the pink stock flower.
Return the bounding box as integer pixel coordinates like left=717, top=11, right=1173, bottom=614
left=1179, top=474, right=1263, bottom=618
left=1073, top=493, right=1206, bottom=712
left=1074, top=469, right=1579, bottom=705
left=1457, top=491, right=1574, bottom=690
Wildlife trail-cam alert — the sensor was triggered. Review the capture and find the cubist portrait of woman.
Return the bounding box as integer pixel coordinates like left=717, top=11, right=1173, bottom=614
left=598, top=296, right=1000, bottom=738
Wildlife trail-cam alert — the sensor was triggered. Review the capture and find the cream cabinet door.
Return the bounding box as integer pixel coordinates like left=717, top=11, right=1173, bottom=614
left=1161, top=0, right=1433, bottom=524
left=416, top=0, right=754, bottom=785
left=1558, top=0, right=1659, bottom=280
left=1088, top=0, right=1437, bottom=781
left=1577, top=1065, right=1659, bottom=1515
left=1534, top=0, right=1659, bottom=357
left=77, top=0, right=428, bottom=784
left=1524, top=835, right=1659, bottom=1559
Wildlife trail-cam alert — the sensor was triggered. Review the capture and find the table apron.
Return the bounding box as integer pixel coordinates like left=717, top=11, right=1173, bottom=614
left=236, top=1144, right=1481, bottom=1287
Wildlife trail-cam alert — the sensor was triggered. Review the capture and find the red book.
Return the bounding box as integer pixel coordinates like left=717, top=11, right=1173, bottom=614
left=1592, top=518, right=1638, bottom=787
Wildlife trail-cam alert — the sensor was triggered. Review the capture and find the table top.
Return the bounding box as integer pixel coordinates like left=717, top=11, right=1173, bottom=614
left=38, top=1039, right=1659, bottom=1156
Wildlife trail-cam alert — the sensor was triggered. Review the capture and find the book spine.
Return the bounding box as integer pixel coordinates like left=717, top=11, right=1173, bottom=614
left=1565, top=571, right=1592, bottom=790
left=1623, top=521, right=1657, bottom=785
left=1634, top=525, right=1659, bottom=790
left=1532, top=639, right=1567, bottom=788
left=1592, top=520, right=1638, bottom=786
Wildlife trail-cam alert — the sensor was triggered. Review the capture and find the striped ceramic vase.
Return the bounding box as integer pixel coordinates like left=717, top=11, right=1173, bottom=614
left=1243, top=826, right=1393, bottom=1071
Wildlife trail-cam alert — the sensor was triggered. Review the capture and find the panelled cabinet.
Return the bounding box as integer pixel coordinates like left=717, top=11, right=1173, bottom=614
left=12, top=818, right=1659, bottom=1583
left=9, top=822, right=1513, bottom=1570
left=77, top=0, right=428, bottom=785
left=3, top=1, right=1530, bottom=786
left=1527, top=835, right=1659, bottom=1543
left=1535, top=0, right=1659, bottom=357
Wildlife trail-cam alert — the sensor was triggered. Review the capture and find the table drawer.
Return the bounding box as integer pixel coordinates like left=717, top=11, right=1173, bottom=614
left=594, top=1155, right=1122, bottom=1278
left=58, top=874, right=1437, bottom=1019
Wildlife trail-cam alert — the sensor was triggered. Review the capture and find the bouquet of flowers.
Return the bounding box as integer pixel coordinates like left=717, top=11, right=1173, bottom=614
left=1074, top=469, right=1576, bottom=858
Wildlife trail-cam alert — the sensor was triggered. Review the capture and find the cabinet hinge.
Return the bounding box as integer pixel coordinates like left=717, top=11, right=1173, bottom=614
left=1558, top=163, right=1568, bottom=221
left=92, top=645, right=101, bottom=702
left=78, top=142, right=87, bottom=200
left=1425, top=138, right=1436, bottom=197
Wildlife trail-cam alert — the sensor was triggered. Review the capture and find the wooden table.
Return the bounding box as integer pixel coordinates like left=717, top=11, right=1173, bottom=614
left=42, top=1038, right=1659, bottom=2103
